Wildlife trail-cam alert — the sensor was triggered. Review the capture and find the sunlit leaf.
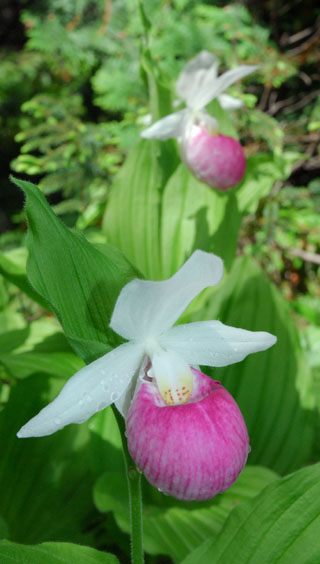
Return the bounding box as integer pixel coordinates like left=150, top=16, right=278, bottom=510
left=181, top=463, right=320, bottom=564
left=11, top=177, right=138, bottom=362
left=94, top=466, right=277, bottom=563
left=0, top=540, right=119, bottom=564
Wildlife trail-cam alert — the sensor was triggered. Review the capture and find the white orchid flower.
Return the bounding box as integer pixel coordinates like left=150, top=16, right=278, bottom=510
left=141, top=51, right=258, bottom=190
left=17, top=250, right=276, bottom=439
left=141, top=51, right=257, bottom=140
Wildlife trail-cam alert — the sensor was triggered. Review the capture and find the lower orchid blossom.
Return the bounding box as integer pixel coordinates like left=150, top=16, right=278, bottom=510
left=17, top=250, right=276, bottom=500
left=141, top=51, right=258, bottom=191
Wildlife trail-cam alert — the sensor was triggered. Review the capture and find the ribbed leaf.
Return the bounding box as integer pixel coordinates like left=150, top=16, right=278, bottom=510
left=0, top=375, right=95, bottom=544
left=193, top=256, right=315, bottom=474
left=181, top=463, right=320, bottom=564
left=0, top=251, right=48, bottom=310
left=11, top=177, right=138, bottom=362
left=160, top=164, right=241, bottom=276
left=0, top=541, right=119, bottom=564
left=104, top=140, right=169, bottom=279
left=0, top=350, right=83, bottom=379
left=94, top=465, right=277, bottom=563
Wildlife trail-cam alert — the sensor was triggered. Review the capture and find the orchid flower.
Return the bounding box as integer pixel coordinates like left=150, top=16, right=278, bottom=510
left=17, top=250, right=276, bottom=499
left=141, top=51, right=258, bottom=190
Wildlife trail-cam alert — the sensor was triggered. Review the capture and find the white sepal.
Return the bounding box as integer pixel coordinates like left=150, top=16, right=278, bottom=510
left=175, top=51, right=218, bottom=108
left=110, top=250, right=223, bottom=342
left=193, top=65, right=259, bottom=111
left=141, top=110, right=186, bottom=140
left=17, top=342, right=144, bottom=438
left=218, top=93, right=243, bottom=110
left=159, top=320, right=277, bottom=367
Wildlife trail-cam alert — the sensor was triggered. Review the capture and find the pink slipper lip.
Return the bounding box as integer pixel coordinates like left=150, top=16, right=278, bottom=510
left=181, top=125, right=246, bottom=190
left=126, top=368, right=250, bottom=501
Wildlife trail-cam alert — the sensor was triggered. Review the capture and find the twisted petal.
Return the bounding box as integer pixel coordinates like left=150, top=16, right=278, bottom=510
left=110, top=250, right=223, bottom=341
left=192, top=65, right=258, bottom=111
left=141, top=110, right=186, bottom=140
left=159, top=320, right=277, bottom=367
left=175, top=51, right=218, bottom=108
left=218, top=93, right=243, bottom=110
left=17, top=342, right=144, bottom=438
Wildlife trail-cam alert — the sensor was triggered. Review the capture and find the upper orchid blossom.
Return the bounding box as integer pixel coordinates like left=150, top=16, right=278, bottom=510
left=141, top=51, right=258, bottom=190
left=17, top=250, right=276, bottom=440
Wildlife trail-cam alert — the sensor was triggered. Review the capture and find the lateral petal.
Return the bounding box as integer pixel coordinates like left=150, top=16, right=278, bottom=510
left=17, top=342, right=144, bottom=438
left=193, top=65, right=258, bottom=110
left=141, top=110, right=186, bottom=140
left=218, top=93, right=243, bottom=110
left=110, top=250, right=223, bottom=341
left=159, top=320, right=277, bottom=367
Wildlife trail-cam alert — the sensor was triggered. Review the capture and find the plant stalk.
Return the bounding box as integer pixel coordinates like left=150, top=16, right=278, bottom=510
left=112, top=405, right=144, bottom=564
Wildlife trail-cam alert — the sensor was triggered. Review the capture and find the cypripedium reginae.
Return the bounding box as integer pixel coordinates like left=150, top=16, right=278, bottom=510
left=17, top=251, right=276, bottom=500
left=141, top=51, right=258, bottom=191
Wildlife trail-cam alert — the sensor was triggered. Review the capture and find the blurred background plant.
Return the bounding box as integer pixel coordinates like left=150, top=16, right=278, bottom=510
left=0, top=1, right=320, bottom=562
left=1, top=0, right=319, bottom=341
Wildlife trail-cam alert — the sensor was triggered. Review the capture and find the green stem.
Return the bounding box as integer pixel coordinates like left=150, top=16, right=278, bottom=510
left=112, top=405, right=144, bottom=564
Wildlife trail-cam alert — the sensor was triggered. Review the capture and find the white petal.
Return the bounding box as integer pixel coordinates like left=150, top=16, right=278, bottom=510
left=17, top=342, right=144, bottom=438
left=194, top=65, right=258, bottom=110
left=110, top=250, right=224, bottom=341
left=150, top=349, right=193, bottom=405
left=175, top=51, right=218, bottom=107
left=114, top=356, right=149, bottom=417
left=159, top=320, right=277, bottom=367
left=218, top=93, right=243, bottom=110
left=140, top=110, right=186, bottom=140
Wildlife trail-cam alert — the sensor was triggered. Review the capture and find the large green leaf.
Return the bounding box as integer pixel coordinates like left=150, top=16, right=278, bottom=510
left=104, top=140, right=168, bottom=279
left=0, top=517, right=8, bottom=541
left=0, top=250, right=48, bottom=310
left=236, top=152, right=296, bottom=215
left=181, top=463, right=320, bottom=564
left=94, top=466, right=277, bottom=563
left=92, top=404, right=278, bottom=564
left=192, top=256, right=315, bottom=474
left=160, top=164, right=241, bottom=276
left=0, top=319, right=83, bottom=380
left=11, top=177, right=138, bottom=362
left=0, top=541, right=119, bottom=564
left=0, top=350, right=83, bottom=380
left=0, top=375, right=97, bottom=544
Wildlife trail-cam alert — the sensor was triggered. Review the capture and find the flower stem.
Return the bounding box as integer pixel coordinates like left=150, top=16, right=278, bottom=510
left=112, top=405, right=144, bottom=564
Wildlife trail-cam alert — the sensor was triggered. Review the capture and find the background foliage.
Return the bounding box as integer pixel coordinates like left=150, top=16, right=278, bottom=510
left=0, top=0, right=319, bottom=563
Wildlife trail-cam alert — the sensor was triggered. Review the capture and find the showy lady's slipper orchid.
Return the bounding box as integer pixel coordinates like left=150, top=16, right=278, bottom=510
left=17, top=251, right=276, bottom=500
left=141, top=51, right=258, bottom=191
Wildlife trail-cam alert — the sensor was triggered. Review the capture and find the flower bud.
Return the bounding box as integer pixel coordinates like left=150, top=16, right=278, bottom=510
left=126, top=368, right=250, bottom=501
left=180, top=124, right=246, bottom=190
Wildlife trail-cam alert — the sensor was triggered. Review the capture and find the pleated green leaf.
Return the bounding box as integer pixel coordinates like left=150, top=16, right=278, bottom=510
left=193, top=256, right=315, bottom=474
left=0, top=251, right=48, bottom=310
left=181, top=463, right=320, bottom=564
left=11, top=177, right=138, bottom=362
left=94, top=465, right=277, bottom=563
left=0, top=541, right=119, bottom=564
left=104, top=140, right=170, bottom=279
left=160, top=164, right=241, bottom=276
left=0, top=375, right=95, bottom=544
left=0, top=350, right=83, bottom=380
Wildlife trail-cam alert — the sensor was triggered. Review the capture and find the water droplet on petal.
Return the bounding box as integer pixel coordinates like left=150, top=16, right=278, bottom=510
left=111, top=391, right=120, bottom=402
left=97, top=401, right=106, bottom=411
